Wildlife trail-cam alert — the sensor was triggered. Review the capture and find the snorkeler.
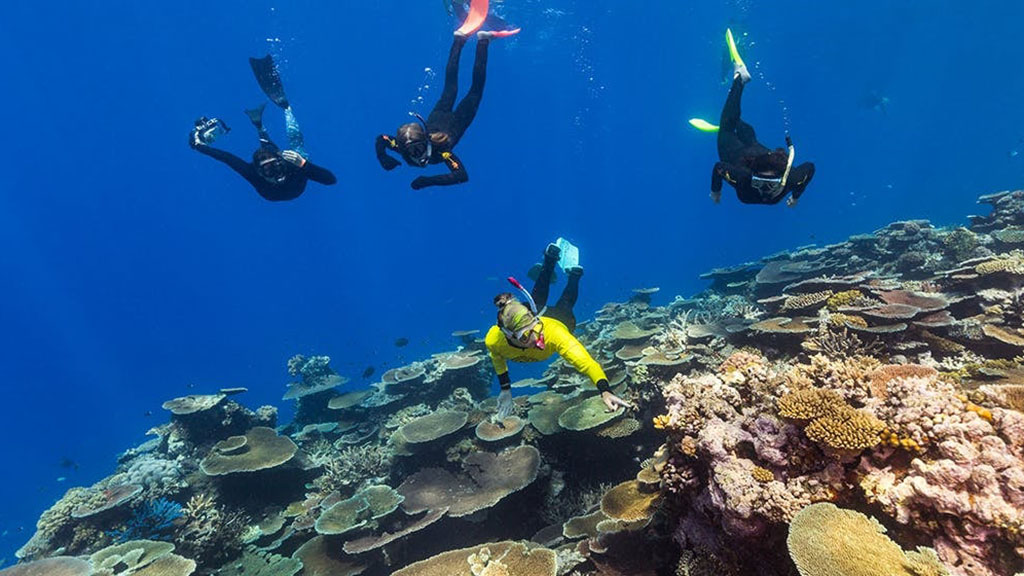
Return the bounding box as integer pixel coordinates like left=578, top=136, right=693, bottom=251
left=190, top=54, right=336, bottom=202
left=485, top=242, right=632, bottom=420
left=707, top=30, right=815, bottom=206
left=376, top=0, right=519, bottom=190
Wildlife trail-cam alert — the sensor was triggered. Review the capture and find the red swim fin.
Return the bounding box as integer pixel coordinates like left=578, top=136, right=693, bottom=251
left=455, top=0, right=488, bottom=36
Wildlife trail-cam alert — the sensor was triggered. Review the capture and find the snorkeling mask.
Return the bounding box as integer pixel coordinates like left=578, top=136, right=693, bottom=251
left=404, top=112, right=433, bottom=167
left=194, top=116, right=230, bottom=145
left=752, top=138, right=796, bottom=199
left=500, top=277, right=547, bottom=349
left=257, top=154, right=288, bottom=183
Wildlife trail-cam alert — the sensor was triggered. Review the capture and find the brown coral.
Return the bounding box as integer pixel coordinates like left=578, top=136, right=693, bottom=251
left=787, top=503, right=949, bottom=576
left=777, top=389, right=845, bottom=420
left=804, top=410, right=884, bottom=451
left=600, top=480, right=660, bottom=522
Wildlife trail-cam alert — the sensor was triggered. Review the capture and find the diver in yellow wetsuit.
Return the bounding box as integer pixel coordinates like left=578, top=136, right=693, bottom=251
left=485, top=243, right=632, bottom=419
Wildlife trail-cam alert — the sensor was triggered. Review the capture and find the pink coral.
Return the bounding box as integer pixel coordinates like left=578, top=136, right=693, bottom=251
left=859, top=369, right=1024, bottom=576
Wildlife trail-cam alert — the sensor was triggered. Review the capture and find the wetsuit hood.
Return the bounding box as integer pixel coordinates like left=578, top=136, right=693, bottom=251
left=399, top=113, right=432, bottom=167
left=254, top=146, right=287, bottom=184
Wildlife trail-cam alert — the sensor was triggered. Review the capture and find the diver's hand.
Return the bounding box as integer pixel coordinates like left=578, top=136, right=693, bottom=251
left=411, top=176, right=430, bottom=190
left=710, top=190, right=722, bottom=204
left=495, top=389, right=514, bottom=420
left=281, top=150, right=307, bottom=168
left=786, top=196, right=798, bottom=208
left=189, top=128, right=204, bottom=149
left=379, top=155, right=401, bottom=171
left=602, top=391, right=632, bottom=412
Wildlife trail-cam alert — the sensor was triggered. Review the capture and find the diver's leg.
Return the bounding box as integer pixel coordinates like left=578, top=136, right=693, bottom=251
left=451, top=38, right=489, bottom=141
left=431, top=36, right=468, bottom=117
left=530, top=244, right=560, bottom=310
left=719, top=77, right=744, bottom=134
left=284, top=107, right=307, bottom=157
left=548, top=268, right=581, bottom=331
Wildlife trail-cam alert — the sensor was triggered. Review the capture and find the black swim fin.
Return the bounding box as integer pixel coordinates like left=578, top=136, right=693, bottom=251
left=249, top=55, right=290, bottom=109
left=244, top=103, right=267, bottom=127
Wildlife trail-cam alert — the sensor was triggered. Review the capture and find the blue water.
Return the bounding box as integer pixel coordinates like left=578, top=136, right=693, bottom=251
left=1, top=0, right=1023, bottom=562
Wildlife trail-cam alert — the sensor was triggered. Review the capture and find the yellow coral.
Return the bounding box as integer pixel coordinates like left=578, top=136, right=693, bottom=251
left=781, top=291, right=834, bottom=312
left=827, top=313, right=868, bottom=328
left=652, top=415, right=671, bottom=430
left=751, top=466, right=774, bottom=483
left=777, top=388, right=845, bottom=420
left=826, top=290, right=865, bottom=310
left=965, top=402, right=994, bottom=422
left=788, top=503, right=949, bottom=576
left=804, top=409, right=884, bottom=451
left=975, top=252, right=1024, bottom=275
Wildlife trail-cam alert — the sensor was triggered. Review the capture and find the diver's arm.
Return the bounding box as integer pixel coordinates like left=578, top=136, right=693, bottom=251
left=376, top=135, right=402, bottom=170
left=553, top=331, right=608, bottom=387
left=712, top=161, right=748, bottom=192
left=196, top=145, right=260, bottom=183
left=786, top=162, right=815, bottom=202
left=303, top=161, right=338, bottom=185
left=410, top=151, right=468, bottom=190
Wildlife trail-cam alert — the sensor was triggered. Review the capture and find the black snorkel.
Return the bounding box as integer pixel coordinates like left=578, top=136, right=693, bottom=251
left=407, top=112, right=432, bottom=167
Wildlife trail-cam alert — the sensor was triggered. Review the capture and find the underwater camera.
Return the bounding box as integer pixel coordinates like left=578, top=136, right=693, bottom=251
left=193, top=116, right=230, bottom=145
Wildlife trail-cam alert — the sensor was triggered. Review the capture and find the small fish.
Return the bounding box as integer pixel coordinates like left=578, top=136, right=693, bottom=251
left=57, top=477, right=66, bottom=483
left=362, top=366, right=375, bottom=379
left=143, top=410, right=153, bottom=417
left=186, top=382, right=195, bottom=389
left=59, top=458, right=79, bottom=471
left=394, top=338, right=410, bottom=348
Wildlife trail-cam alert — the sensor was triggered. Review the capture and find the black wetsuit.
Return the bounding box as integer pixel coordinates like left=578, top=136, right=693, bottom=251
left=532, top=251, right=581, bottom=333
left=712, top=77, right=815, bottom=205
left=195, top=145, right=336, bottom=202
left=376, top=36, right=489, bottom=189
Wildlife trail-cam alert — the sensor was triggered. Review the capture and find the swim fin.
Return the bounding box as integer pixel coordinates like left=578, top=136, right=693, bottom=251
left=481, top=28, right=521, bottom=38
left=689, top=118, right=720, bottom=133
left=249, top=55, right=290, bottom=109
left=554, top=237, right=579, bottom=273
left=527, top=263, right=558, bottom=285
left=245, top=103, right=267, bottom=127
left=455, top=0, right=488, bottom=36
left=726, top=29, right=750, bottom=83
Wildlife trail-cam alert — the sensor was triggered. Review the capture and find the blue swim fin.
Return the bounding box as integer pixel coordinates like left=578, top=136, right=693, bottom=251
left=555, top=237, right=579, bottom=272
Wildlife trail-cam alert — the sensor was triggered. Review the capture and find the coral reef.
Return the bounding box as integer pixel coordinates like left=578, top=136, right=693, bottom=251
left=15, top=188, right=1024, bottom=576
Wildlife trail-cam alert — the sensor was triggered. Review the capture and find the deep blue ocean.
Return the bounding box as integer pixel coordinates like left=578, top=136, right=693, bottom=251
left=2, top=0, right=1023, bottom=563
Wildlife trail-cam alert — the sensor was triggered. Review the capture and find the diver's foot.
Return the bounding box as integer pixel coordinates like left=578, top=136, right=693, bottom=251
left=734, top=65, right=751, bottom=85
left=245, top=103, right=267, bottom=127
left=566, top=266, right=584, bottom=278
left=544, top=243, right=562, bottom=262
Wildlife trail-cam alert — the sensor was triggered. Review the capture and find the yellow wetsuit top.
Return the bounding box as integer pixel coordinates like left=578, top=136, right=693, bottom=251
left=484, top=316, right=607, bottom=386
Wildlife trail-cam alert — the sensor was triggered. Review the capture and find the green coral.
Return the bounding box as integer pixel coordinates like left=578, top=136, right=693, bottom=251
left=942, top=227, right=978, bottom=262
left=826, top=290, right=865, bottom=311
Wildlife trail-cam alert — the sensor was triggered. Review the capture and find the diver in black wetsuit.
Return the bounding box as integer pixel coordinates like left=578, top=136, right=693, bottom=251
left=376, top=30, right=511, bottom=190
left=711, top=32, right=815, bottom=207
left=190, top=55, right=337, bottom=202
left=190, top=108, right=336, bottom=202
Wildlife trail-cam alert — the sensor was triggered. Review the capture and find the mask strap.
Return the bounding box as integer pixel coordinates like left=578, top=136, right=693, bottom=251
left=408, top=112, right=433, bottom=165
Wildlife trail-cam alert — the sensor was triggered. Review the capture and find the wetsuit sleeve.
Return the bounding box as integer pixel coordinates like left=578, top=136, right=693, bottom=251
left=712, top=161, right=749, bottom=192
left=376, top=135, right=402, bottom=170
left=410, top=151, right=469, bottom=190
left=551, top=328, right=607, bottom=386
left=786, top=162, right=815, bottom=201
left=303, top=161, right=337, bottom=185
left=196, top=145, right=261, bottom=187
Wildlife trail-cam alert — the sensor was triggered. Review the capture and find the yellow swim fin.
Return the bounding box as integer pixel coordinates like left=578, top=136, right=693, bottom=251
left=726, top=28, right=750, bottom=83
left=689, top=118, right=719, bottom=133
left=726, top=29, right=744, bottom=68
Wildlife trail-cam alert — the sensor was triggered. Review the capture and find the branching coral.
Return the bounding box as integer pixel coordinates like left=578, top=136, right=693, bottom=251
left=312, top=443, right=392, bottom=493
